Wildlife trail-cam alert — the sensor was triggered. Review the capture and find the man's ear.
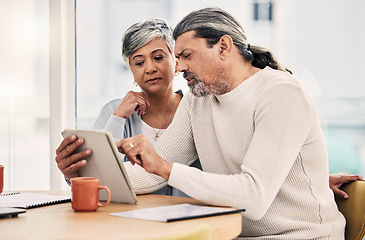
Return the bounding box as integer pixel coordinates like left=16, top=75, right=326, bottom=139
left=218, top=35, right=233, bottom=59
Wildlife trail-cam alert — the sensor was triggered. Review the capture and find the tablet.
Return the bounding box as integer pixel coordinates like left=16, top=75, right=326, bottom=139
left=62, top=129, right=137, bottom=204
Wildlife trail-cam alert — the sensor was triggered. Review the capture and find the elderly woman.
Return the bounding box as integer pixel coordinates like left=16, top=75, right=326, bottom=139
left=55, top=18, right=201, bottom=196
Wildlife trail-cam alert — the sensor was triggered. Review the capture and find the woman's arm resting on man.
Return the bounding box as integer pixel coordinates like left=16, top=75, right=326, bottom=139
left=329, top=172, right=364, bottom=199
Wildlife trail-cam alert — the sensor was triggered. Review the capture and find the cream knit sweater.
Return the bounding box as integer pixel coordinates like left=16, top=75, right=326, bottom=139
left=124, top=67, right=345, bottom=239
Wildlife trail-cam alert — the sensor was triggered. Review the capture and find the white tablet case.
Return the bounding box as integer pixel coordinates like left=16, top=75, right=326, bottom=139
left=62, top=129, right=137, bottom=204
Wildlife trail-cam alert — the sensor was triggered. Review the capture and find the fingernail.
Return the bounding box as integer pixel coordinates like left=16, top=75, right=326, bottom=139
left=344, top=194, right=348, bottom=199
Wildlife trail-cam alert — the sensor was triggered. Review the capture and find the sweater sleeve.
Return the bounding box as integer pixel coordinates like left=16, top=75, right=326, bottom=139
left=123, top=92, right=199, bottom=194
left=92, top=99, right=125, bottom=142
left=168, top=84, right=313, bottom=220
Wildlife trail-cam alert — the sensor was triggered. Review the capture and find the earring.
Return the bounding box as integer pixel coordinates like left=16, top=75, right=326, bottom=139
left=133, top=81, right=138, bottom=86
left=174, top=72, right=179, bottom=77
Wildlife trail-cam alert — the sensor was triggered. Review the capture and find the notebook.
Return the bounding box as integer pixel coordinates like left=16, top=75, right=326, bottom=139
left=0, top=192, right=71, bottom=209
left=62, top=129, right=138, bottom=204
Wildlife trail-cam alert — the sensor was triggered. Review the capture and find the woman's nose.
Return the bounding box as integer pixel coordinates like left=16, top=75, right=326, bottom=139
left=146, top=60, right=157, bottom=74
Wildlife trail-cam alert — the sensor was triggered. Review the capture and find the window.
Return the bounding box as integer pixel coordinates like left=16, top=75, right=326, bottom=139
left=253, top=1, right=273, bottom=21
left=0, top=0, right=50, bottom=190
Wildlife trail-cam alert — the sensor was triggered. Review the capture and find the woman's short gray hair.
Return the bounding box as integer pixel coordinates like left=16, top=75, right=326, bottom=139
left=122, top=18, right=174, bottom=67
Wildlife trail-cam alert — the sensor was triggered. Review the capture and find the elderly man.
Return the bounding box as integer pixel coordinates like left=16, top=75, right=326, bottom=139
left=116, top=7, right=348, bottom=239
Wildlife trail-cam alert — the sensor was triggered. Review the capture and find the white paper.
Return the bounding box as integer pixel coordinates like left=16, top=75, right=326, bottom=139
left=0, top=192, right=71, bottom=208
left=110, top=203, right=243, bottom=222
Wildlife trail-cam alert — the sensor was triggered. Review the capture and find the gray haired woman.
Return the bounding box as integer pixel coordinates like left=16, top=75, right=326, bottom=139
left=55, top=18, right=201, bottom=196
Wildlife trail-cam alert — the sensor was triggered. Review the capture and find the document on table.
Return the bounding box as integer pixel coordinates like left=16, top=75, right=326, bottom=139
left=110, top=203, right=245, bottom=222
left=0, top=192, right=71, bottom=209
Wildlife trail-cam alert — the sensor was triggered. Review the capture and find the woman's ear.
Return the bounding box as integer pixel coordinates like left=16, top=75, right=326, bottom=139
left=219, top=35, right=233, bottom=60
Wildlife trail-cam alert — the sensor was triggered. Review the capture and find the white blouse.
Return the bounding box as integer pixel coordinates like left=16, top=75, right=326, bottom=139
left=140, top=120, right=166, bottom=144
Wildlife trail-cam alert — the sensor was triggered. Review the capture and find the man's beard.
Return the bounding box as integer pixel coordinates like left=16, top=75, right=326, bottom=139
left=188, top=76, right=209, bottom=97
left=184, top=71, right=231, bottom=97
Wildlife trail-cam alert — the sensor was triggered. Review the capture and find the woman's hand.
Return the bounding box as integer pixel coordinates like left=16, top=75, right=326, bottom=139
left=116, top=135, right=172, bottom=180
left=329, top=172, right=364, bottom=199
left=113, top=91, right=150, bottom=118
left=55, top=134, right=92, bottom=180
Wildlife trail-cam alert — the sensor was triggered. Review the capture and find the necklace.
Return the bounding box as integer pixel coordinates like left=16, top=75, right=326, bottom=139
left=145, top=97, right=177, bottom=141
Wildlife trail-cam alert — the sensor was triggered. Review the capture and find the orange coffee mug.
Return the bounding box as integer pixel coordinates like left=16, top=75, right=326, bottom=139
left=0, top=165, right=3, bottom=194
left=71, top=177, right=111, bottom=212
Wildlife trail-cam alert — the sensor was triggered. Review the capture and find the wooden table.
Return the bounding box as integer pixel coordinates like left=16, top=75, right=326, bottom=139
left=0, top=193, right=242, bottom=240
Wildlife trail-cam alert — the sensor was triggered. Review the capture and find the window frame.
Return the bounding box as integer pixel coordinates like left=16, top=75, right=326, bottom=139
left=49, top=0, right=76, bottom=190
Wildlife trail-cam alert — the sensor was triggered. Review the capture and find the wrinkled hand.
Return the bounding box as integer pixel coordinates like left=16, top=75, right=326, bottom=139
left=329, top=172, right=364, bottom=199
left=116, top=135, right=172, bottom=180
left=114, top=91, right=150, bottom=118
left=55, top=134, right=92, bottom=180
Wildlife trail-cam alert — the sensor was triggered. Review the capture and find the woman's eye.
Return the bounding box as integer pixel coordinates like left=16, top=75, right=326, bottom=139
left=184, top=53, right=191, bottom=58
left=154, top=55, right=164, bottom=61
left=135, top=61, right=144, bottom=66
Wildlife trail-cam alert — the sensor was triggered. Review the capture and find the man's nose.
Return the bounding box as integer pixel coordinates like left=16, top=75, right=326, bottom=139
left=176, top=59, right=187, bottom=73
